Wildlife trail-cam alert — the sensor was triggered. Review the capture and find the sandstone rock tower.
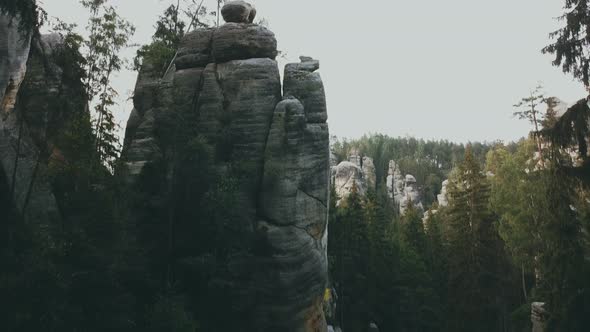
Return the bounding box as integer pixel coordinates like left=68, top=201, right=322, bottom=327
left=386, top=160, right=424, bottom=215
left=1, top=15, right=85, bottom=226
left=123, top=2, right=330, bottom=331
left=331, top=149, right=377, bottom=205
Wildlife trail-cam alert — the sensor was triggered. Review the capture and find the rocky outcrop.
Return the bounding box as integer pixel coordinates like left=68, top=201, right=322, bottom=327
left=331, top=150, right=376, bottom=204
left=531, top=302, right=546, bottom=332
left=386, top=160, right=404, bottom=207
left=369, top=322, right=380, bottom=332
left=362, top=156, right=376, bottom=190
left=386, top=160, right=423, bottom=215
left=0, top=15, right=31, bottom=113
left=399, top=174, right=424, bottom=214
left=332, top=160, right=365, bottom=203
left=212, top=23, right=277, bottom=63
left=437, top=179, right=449, bottom=207
left=122, top=3, right=329, bottom=330
left=0, top=15, right=79, bottom=226
left=423, top=179, right=448, bottom=225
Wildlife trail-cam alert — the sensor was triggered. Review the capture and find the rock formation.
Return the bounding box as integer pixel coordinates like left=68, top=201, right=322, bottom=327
left=1, top=15, right=82, bottom=227
left=423, top=179, right=449, bottom=225
left=399, top=174, right=424, bottom=214
left=331, top=149, right=376, bottom=204
left=332, top=160, right=365, bottom=203
left=362, top=156, right=376, bottom=190
left=437, top=179, right=449, bottom=207
left=531, top=302, right=547, bottom=332
left=123, top=2, right=330, bottom=330
left=0, top=15, right=31, bottom=113
left=386, top=160, right=404, bottom=205
left=386, top=160, right=423, bottom=215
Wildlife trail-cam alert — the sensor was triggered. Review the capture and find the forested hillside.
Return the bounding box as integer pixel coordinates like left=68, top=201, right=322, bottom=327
left=327, top=112, right=590, bottom=332
left=331, top=135, right=500, bottom=207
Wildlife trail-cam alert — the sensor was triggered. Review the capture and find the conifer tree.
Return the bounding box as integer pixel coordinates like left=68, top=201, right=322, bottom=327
left=365, top=187, right=398, bottom=331
left=543, top=0, right=590, bottom=87
left=337, top=183, right=370, bottom=331
left=444, top=146, right=511, bottom=332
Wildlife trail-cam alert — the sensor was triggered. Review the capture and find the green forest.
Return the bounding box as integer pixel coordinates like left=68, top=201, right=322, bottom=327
left=328, top=134, right=590, bottom=331
left=1, top=0, right=590, bottom=331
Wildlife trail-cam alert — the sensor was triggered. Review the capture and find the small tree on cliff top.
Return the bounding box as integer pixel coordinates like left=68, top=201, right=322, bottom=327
left=513, top=84, right=547, bottom=165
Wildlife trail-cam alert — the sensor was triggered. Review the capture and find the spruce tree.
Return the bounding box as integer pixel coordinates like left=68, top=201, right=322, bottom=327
left=543, top=0, right=590, bottom=87
left=444, top=146, right=511, bottom=332
left=337, top=183, right=370, bottom=331
left=366, top=187, right=398, bottom=331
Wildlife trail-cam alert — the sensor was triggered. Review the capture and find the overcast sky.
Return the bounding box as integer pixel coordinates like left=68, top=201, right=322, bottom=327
left=41, top=0, right=586, bottom=143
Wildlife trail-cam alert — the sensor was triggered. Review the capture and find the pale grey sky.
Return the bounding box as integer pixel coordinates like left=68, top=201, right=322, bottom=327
left=41, top=0, right=586, bottom=143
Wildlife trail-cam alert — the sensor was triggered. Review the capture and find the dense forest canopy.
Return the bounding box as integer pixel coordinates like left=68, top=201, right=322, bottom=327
left=0, top=0, right=589, bottom=332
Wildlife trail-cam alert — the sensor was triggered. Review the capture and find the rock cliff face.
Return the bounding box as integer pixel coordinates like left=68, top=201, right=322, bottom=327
left=0, top=16, right=31, bottom=113
left=437, top=179, right=449, bottom=207
left=123, top=3, right=330, bottom=330
left=531, top=302, right=547, bottom=332
left=386, top=160, right=423, bottom=215
left=0, top=15, right=81, bottom=226
left=331, top=149, right=376, bottom=205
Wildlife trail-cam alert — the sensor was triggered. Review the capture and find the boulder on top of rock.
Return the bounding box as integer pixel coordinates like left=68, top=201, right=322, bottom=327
left=221, top=1, right=257, bottom=23
left=212, top=23, right=277, bottom=63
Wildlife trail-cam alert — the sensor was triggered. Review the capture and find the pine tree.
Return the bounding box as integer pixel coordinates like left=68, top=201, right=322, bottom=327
left=542, top=0, right=590, bottom=87
left=513, top=85, right=547, bottom=165
left=444, top=146, right=511, bottom=332
left=337, top=182, right=370, bottom=331
left=365, top=187, right=398, bottom=331
left=534, top=168, right=590, bottom=331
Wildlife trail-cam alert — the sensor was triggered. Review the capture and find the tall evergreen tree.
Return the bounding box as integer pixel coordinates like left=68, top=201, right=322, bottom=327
left=444, top=146, right=513, bottom=332
left=335, top=183, right=370, bottom=331
left=543, top=0, right=590, bottom=87
left=366, top=187, right=398, bottom=331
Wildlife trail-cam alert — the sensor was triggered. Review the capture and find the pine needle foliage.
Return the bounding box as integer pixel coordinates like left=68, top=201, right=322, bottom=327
left=543, top=0, right=590, bottom=86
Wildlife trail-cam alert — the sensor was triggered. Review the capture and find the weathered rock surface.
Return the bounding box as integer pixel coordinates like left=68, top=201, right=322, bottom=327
left=175, top=28, right=214, bottom=69
left=212, top=23, right=277, bottom=63
left=386, top=160, right=423, bottom=215
left=423, top=179, right=449, bottom=225
left=122, top=61, right=168, bottom=179
left=362, top=156, right=376, bottom=191
left=0, top=17, right=79, bottom=226
left=531, top=302, right=546, bottom=332
left=369, top=322, right=380, bottom=332
left=399, top=174, right=424, bottom=214
left=327, top=326, right=343, bottom=332
left=284, top=56, right=327, bottom=123
left=123, top=8, right=329, bottom=330
left=221, top=0, right=257, bottom=24
left=386, top=160, right=404, bottom=205
left=332, top=160, right=365, bottom=203
left=331, top=149, right=376, bottom=204
left=437, top=179, right=449, bottom=207
left=175, top=23, right=277, bottom=69
left=0, top=15, right=31, bottom=113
